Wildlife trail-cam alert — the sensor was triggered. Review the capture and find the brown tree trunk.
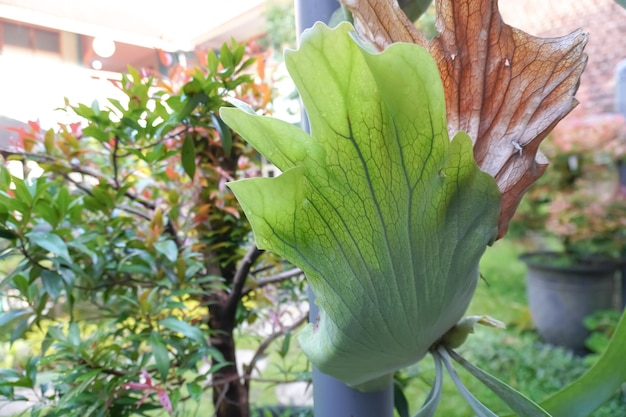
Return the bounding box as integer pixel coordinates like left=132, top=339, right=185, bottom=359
left=208, top=297, right=249, bottom=417
left=198, top=147, right=259, bottom=417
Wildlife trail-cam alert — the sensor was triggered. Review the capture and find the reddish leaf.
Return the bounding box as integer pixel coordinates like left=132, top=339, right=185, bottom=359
left=221, top=205, right=241, bottom=219
left=4, top=125, right=35, bottom=151
left=157, top=388, right=173, bottom=415
left=141, top=368, right=153, bottom=387
left=341, top=0, right=427, bottom=49
left=341, top=0, right=588, bottom=238
left=430, top=0, right=587, bottom=237
left=124, top=382, right=153, bottom=390
left=27, top=120, right=41, bottom=133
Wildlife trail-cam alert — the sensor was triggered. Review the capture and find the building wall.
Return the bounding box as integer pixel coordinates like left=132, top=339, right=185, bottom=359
left=499, top=0, right=626, bottom=114
left=60, top=31, right=80, bottom=64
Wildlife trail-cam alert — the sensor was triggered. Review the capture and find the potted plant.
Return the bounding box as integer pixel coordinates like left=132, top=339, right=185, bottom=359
left=516, top=111, right=626, bottom=353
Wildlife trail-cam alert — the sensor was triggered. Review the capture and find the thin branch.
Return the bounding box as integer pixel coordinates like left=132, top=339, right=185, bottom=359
left=114, top=125, right=192, bottom=158
left=242, top=268, right=304, bottom=297
left=16, top=236, right=53, bottom=271
left=250, top=264, right=274, bottom=275
left=224, top=245, right=264, bottom=315
left=60, top=172, right=93, bottom=196
left=112, top=135, right=120, bottom=188
left=116, top=204, right=151, bottom=221
left=243, top=312, right=308, bottom=384
left=212, top=382, right=230, bottom=417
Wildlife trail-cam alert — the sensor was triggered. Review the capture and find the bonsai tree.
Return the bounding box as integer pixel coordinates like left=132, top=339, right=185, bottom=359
left=0, top=39, right=307, bottom=417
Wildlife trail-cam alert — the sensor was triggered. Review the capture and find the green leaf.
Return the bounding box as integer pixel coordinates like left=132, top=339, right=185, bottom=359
left=0, top=227, right=18, bottom=240
left=154, top=240, right=178, bottom=263
left=445, top=348, right=551, bottom=416
left=56, top=369, right=101, bottom=410
left=278, top=331, right=291, bottom=359
left=68, top=322, right=80, bottom=346
left=82, top=125, right=110, bottom=142
left=0, top=369, right=27, bottom=388
left=25, top=357, right=38, bottom=386
left=178, top=92, right=207, bottom=121
left=0, top=309, right=31, bottom=328
left=41, top=269, right=63, bottom=298
left=329, top=6, right=353, bottom=27
left=437, top=348, right=498, bottom=417
left=236, top=57, right=256, bottom=75
left=399, top=0, right=434, bottom=21
left=121, top=116, right=143, bottom=131
left=181, top=135, right=196, bottom=180
left=539, top=308, right=626, bottom=417
left=91, top=99, right=100, bottom=116
left=211, top=112, right=233, bottom=155
left=187, top=382, right=202, bottom=402
left=393, top=380, right=410, bottom=417
left=107, top=97, right=127, bottom=113
left=12, top=176, right=33, bottom=205
left=414, top=354, right=443, bottom=417
left=207, top=51, right=219, bottom=75
left=159, top=318, right=207, bottom=347
left=27, top=232, right=71, bottom=263
left=0, top=166, right=11, bottom=189
left=10, top=315, right=32, bottom=343
left=219, top=43, right=234, bottom=74
left=0, top=375, right=33, bottom=388
left=232, top=41, right=245, bottom=66
left=222, top=22, right=500, bottom=391
left=67, top=240, right=98, bottom=265
left=149, top=333, right=171, bottom=381
left=12, top=274, right=29, bottom=295
left=127, top=66, right=142, bottom=83
left=33, top=199, right=58, bottom=228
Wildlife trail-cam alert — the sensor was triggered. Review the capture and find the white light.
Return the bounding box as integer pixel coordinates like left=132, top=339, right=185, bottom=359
left=91, top=59, right=103, bottom=70
left=92, top=37, right=116, bottom=58
left=26, top=160, right=44, bottom=180
left=6, top=160, right=23, bottom=180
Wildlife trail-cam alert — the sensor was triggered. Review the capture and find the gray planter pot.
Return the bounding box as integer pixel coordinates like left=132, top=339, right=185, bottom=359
left=520, top=252, right=619, bottom=353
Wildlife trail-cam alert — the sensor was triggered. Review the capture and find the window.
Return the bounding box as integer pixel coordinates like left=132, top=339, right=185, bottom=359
left=1, top=21, right=60, bottom=54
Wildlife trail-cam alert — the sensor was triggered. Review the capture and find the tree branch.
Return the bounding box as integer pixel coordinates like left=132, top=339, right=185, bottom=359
left=61, top=172, right=152, bottom=221
left=242, top=268, right=304, bottom=297
left=16, top=236, right=53, bottom=272
left=112, top=135, right=120, bottom=189
left=224, top=245, right=264, bottom=316
left=243, top=312, right=308, bottom=384
left=114, top=125, right=192, bottom=158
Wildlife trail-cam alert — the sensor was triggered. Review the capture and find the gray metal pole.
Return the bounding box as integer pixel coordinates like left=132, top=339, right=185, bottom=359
left=295, top=2, right=395, bottom=416
left=616, top=59, right=626, bottom=309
